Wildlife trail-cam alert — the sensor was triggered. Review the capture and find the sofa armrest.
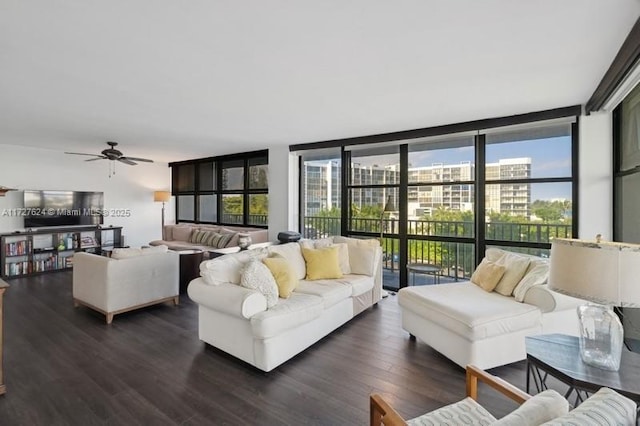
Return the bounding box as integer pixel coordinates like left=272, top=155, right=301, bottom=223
left=187, top=277, right=267, bottom=319
left=523, top=284, right=585, bottom=313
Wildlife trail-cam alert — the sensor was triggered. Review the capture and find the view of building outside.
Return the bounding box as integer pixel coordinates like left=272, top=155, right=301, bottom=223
left=303, top=158, right=535, bottom=220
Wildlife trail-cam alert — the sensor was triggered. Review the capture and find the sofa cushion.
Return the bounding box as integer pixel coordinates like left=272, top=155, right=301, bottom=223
left=199, top=248, right=268, bottom=285
left=541, top=387, right=636, bottom=426
left=250, top=292, right=324, bottom=339
left=493, top=390, right=568, bottom=425
left=268, top=243, right=307, bottom=280
left=398, top=282, right=542, bottom=341
left=513, top=261, right=549, bottom=302
left=111, top=247, right=143, bottom=259
left=262, top=255, right=298, bottom=298
left=172, top=226, right=193, bottom=242
left=493, top=252, right=531, bottom=296
left=301, top=246, right=343, bottom=280
left=240, top=260, right=279, bottom=308
left=295, top=279, right=352, bottom=309
left=470, top=258, right=506, bottom=292
left=347, top=245, right=378, bottom=276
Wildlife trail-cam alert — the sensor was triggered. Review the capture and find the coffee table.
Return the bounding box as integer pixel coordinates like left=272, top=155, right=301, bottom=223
left=526, top=334, right=640, bottom=408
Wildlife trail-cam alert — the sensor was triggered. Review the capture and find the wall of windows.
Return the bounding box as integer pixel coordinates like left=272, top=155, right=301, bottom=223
left=296, top=109, right=578, bottom=290
left=170, top=150, right=268, bottom=227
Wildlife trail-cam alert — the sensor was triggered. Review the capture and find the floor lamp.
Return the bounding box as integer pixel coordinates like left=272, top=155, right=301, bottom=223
left=154, top=191, right=171, bottom=239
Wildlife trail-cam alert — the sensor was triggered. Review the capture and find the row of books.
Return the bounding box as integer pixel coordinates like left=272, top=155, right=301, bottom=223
left=5, top=240, right=31, bottom=256
left=5, top=255, right=74, bottom=276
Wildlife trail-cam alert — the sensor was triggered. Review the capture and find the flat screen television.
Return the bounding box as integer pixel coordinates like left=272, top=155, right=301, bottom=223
left=24, top=190, right=104, bottom=228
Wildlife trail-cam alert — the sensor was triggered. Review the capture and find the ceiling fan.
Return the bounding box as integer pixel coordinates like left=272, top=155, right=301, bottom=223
left=65, top=141, right=154, bottom=165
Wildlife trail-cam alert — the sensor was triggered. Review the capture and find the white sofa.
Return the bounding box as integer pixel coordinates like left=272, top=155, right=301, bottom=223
left=72, top=247, right=180, bottom=324
left=188, top=237, right=382, bottom=372
left=398, top=248, right=585, bottom=369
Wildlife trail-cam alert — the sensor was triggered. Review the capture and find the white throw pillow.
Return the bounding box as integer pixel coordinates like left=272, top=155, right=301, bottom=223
left=349, top=245, right=377, bottom=276
left=493, top=252, right=531, bottom=296
left=513, top=261, right=549, bottom=302
left=111, top=248, right=143, bottom=259
left=140, top=245, right=168, bottom=255
left=268, top=243, right=307, bottom=280
left=493, top=389, right=568, bottom=426
left=240, top=260, right=279, bottom=308
left=541, top=387, right=636, bottom=425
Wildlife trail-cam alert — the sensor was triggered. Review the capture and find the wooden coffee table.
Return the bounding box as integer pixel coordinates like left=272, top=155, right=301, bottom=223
left=526, top=334, right=640, bottom=407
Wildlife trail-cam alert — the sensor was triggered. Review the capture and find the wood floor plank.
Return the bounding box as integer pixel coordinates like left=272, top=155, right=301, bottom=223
left=0, top=271, right=529, bottom=425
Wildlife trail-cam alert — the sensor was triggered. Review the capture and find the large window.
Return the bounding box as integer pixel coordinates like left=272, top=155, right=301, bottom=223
left=170, top=150, right=268, bottom=227
left=296, top=110, right=578, bottom=290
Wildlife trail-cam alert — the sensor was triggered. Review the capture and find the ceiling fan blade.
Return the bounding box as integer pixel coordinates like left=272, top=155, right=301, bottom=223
left=118, top=158, right=137, bottom=166
left=85, top=156, right=108, bottom=162
left=65, top=152, right=101, bottom=156
left=121, top=156, right=153, bottom=163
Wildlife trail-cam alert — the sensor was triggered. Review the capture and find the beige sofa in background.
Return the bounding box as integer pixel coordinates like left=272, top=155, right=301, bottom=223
left=149, top=224, right=269, bottom=252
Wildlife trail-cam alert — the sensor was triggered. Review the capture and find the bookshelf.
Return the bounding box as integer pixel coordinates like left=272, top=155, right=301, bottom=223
left=0, top=226, right=122, bottom=279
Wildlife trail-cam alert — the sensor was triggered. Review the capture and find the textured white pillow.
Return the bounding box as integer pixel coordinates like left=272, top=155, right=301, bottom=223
left=200, top=249, right=267, bottom=286
left=493, top=389, right=568, bottom=426
left=513, top=261, right=549, bottom=302
left=240, top=260, right=279, bottom=308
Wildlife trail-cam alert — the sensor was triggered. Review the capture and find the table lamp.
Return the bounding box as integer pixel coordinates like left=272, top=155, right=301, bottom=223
left=153, top=191, right=171, bottom=239
left=548, top=237, right=640, bottom=371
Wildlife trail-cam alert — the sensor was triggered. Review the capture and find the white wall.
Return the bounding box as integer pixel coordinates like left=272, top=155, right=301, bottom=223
left=0, top=145, right=173, bottom=248
left=579, top=112, right=613, bottom=240
left=267, top=146, right=298, bottom=240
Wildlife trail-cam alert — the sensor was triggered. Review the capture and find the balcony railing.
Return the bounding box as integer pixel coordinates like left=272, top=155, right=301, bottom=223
left=303, top=215, right=571, bottom=288
left=221, top=213, right=268, bottom=226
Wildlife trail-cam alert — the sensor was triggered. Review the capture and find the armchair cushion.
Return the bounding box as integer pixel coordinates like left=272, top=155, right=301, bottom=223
left=493, top=390, right=568, bottom=425
left=406, top=397, right=496, bottom=425
left=541, top=387, right=637, bottom=426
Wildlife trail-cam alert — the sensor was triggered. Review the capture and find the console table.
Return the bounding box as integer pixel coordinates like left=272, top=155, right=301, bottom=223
left=0, top=279, right=8, bottom=395
left=526, top=334, right=640, bottom=407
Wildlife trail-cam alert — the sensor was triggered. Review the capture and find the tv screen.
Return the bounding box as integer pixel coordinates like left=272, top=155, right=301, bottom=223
left=24, top=190, right=104, bottom=228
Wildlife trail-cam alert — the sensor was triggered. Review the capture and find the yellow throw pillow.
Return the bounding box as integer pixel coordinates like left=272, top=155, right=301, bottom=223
left=262, top=256, right=298, bottom=298
left=301, top=246, right=343, bottom=280
left=471, top=258, right=506, bottom=292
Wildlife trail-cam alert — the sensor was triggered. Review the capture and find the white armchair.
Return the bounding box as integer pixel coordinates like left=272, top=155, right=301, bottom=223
left=72, top=250, right=179, bottom=324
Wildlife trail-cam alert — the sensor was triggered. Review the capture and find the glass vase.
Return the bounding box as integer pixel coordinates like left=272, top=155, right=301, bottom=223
left=577, top=304, right=624, bottom=371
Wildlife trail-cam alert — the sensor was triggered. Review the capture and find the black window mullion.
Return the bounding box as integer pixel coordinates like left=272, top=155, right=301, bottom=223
left=571, top=119, right=580, bottom=239
left=399, top=144, right=409, bottom=289
left=341, top=148, right=350, bottom=236
left=475, top=134, right=486, bottom=267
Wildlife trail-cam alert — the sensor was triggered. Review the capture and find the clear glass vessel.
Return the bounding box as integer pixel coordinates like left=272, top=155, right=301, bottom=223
left=577, top=304, right=624, bottom=371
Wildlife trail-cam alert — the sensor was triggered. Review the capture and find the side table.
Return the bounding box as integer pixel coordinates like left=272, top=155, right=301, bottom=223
left=407, top=263, right=441, bottom=285
left=526, top=334, right=640, bottom=409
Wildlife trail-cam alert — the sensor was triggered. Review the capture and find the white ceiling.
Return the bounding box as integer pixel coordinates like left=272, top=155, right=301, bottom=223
left=0, top=1, right=638, bottom=163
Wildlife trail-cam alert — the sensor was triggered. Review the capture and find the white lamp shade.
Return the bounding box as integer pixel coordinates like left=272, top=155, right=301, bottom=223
left=549, top=238, right=640, bottom=307
left=154, top=191, right=171, bottom=202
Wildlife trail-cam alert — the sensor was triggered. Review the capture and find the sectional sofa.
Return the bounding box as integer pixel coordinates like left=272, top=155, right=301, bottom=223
left=187, top=236, right=382, bottom=372
left=149, top=223, right=269, bottom=252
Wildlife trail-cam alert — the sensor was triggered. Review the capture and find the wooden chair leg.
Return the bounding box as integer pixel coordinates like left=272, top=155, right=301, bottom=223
left=73, top=299, right=80, bottom=308
left=106, top=313, right=114, bottom=324
left=173, top=296, right=179, bottom=305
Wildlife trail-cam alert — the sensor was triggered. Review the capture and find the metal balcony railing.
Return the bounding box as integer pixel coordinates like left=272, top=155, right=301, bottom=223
left=303, top=215, right=571, bottom=286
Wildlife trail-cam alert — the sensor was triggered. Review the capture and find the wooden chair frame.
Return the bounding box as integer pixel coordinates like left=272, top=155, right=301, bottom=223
left=370, top=365, right=531, bottom=426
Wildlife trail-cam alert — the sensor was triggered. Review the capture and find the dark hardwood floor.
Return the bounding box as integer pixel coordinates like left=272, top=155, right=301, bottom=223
left=0, top=272, right=531, bottom=425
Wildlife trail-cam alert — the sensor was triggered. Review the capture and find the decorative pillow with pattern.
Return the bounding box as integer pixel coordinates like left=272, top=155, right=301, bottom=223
left=240, top=260, right=279, bottom=308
